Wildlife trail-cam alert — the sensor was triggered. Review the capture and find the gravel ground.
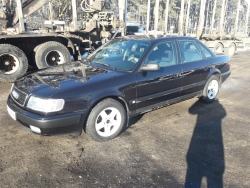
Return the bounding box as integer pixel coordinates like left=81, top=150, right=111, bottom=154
left=0, top=51, right=249, bottom=188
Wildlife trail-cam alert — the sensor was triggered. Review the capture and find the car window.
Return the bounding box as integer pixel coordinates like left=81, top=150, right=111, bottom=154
left=198, top=43, right=212, bottom=58
left=145, top=41, right=177, bottom=67
left=87, top=39, right=150, bottom=71
left=178, top=40, right=203, bottom=63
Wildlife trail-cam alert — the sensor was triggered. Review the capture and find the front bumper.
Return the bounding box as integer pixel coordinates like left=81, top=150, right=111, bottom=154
left=7, top=96, right=88, bottom=136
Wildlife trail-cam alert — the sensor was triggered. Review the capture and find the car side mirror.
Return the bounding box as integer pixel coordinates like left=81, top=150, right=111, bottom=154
left=140, top=63, right=160, bottom=71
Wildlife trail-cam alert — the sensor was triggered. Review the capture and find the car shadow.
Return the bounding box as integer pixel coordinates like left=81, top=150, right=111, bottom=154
left=120, top=114, right=144, bottom=136
left=185, top=100, right=226, bottom=188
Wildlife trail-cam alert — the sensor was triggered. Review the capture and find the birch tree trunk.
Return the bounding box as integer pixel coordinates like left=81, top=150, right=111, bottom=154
left=185, top=0, right=191, bottom=35
left=179, top=0, right=185, bottom=35
left=154, top=0, right=159, bottom=37
left=245, top=1, right=250, bottom=35
left=146, top=0, right=150, bottom=34
left=210, top=0, right=217, bottom=34
left=234, top=0, right=241, bottom=37
left=196, top=0, right=206, bottom=39
left=219, top=0, right=226, bottom=40
left=165, top=0, right=170, bottom=33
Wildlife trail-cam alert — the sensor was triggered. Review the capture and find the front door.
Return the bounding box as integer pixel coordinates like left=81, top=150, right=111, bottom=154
left=135, top=40, right=182, bottom=113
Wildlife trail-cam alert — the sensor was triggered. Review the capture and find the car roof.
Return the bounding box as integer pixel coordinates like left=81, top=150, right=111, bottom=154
left=115, top=35, right=198, bottom=43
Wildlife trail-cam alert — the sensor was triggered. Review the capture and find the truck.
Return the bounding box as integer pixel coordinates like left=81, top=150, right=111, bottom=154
left=181, top=0, right=248, bottom=58
left=139, top=0, right=247, bottom=58
left=0, top=0, right=123, bottom=82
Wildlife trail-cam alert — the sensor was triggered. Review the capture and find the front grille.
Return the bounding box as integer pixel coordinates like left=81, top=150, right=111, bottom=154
left=11, top=87, right=28, bottom=106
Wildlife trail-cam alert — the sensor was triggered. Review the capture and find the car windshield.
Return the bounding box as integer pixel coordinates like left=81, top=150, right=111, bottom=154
left=87, top=39, right=150, bottom=71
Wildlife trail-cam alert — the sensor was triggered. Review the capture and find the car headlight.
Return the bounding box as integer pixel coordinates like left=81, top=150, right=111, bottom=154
left=27, top=96, right=65, bottom=113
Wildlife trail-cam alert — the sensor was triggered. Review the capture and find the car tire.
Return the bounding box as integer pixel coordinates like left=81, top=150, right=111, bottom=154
left=35, top=41, right=71, bottom=69
left=86, top=98, right=126, bottom=142
left=0, top=44, right=28, bottom=82
left=201, top=75, right=220, bottom=103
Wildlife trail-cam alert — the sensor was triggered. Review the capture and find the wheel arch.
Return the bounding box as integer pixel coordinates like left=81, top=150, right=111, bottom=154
left=207, top=68, right=221, bottom=84
left=82, top=94, right=130, bottom=131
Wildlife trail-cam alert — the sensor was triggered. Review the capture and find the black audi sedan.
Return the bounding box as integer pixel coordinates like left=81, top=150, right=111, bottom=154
left=7, top=36, right=231, bottom=142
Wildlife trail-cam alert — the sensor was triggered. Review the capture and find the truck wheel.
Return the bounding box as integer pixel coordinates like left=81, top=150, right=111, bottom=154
left=201, top=75, right=220, bottom=103
left=214, top=43, right=224, bottom=54
left=0, top=44, right=28, bottom=82
left=226, top=43, right=236, bottom=57
left=35, top=41, right=71, bottom=69
left=86, top=98, right=126, bottom=142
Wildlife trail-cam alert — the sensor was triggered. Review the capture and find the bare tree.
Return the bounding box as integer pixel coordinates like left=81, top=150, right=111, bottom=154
left=178, top=0, right=184, bottom=35
left=245, top=0, right=250, bottom=35
left=165, top=0, right=169, bottom=33
left=219, top=0, right=226, bottom=39
left=154, top=0, right=159, bottom=37
left=197, top=0, right=206, bottom=39
left=146, top=0, right=150, bottom=33
left=210, top=0, right=217, bottom=34
left=185, top=0, right=191, bottom=35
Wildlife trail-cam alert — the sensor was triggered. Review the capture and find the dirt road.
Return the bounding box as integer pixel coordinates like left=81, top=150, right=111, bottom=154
left=0, top=51, right=249, bottom=187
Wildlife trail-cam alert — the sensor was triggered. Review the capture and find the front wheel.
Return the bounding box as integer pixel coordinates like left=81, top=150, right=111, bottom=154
left=201, top=75, right=220, bottom=103
left=86, top=98, right=126, bottom=142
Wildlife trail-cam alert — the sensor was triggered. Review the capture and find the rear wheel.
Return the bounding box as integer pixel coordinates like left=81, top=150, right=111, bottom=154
left=35, top=41, right=71, bottom=69
left=86, top=98, right=126, bottom=142
left=201, top=75, right=220, bottom=103
left=0, top=44, right=28, bottom=82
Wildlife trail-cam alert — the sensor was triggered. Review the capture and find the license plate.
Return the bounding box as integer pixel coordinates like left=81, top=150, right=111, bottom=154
left=7, top=105, right=16, bottom=121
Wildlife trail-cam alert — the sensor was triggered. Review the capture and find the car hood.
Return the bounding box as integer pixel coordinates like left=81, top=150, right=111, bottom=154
left=14, top=61, right=110, bottom=94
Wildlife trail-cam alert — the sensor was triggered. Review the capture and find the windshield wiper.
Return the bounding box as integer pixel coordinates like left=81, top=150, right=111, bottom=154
left=94, top=62, right=116, bottom=70
left=81, top=58, right=91, bottom=65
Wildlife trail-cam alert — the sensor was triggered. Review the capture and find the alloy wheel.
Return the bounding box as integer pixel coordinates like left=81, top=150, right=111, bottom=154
left=95, top=107, right=122, bottom=137
left=207, top=80, right=219, bottom=99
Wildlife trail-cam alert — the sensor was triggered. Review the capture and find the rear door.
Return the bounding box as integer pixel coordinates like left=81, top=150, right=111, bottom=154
left=135, top=40, right=183, bottom=113
left=177, top=40, right=212, bottom=96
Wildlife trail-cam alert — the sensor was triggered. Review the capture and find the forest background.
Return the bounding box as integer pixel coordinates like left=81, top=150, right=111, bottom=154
left=0, top=0, right=249, bottom=35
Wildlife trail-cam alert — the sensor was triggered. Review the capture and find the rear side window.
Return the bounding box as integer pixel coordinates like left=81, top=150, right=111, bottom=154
left=178, top=40, right=203, bottom=63
left=198, top=43, right=212, bottom=58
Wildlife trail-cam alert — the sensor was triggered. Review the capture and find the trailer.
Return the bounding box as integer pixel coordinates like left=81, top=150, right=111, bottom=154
left=142, top=0, right=248, bottom=58
left=185, top=0, right=248, bottom=57
left=0, top=0, right=123, bottom=82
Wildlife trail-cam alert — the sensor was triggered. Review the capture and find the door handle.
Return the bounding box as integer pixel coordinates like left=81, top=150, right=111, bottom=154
left=204, top=67, right=209, bottom=71
left=173, top=74, right=178, bottom=79
left=172, top=73, right=181, bottom=79
left=204, top=66, right=213, bottom=71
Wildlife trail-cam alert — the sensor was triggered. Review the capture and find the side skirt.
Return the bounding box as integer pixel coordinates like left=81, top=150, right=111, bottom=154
left=129, top=91, right=202, bottom=117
